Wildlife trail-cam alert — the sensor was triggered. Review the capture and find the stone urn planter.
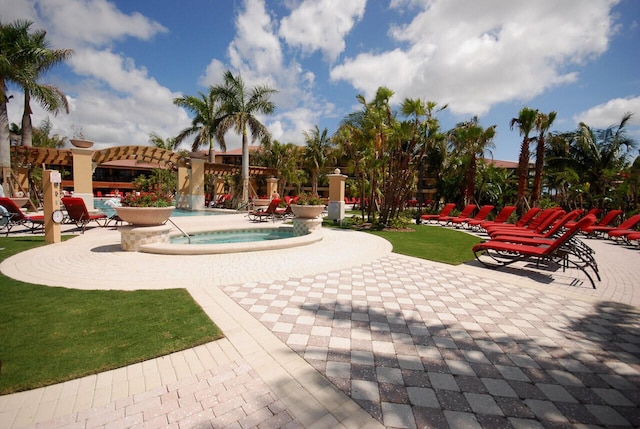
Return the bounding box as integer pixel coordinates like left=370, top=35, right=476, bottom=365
left=115, top=206, right=175, bottom=226
left=291, top=204, right=325, bottom=219
left=69, top=139, right=94, bottom=148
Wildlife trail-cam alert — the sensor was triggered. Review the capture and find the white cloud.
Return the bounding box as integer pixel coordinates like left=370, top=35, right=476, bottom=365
left=574, top=96, right=640, bottom=128
left=0, top=0, right=39, bottom=22
left=3, top=0, right=188, bottom=151
left=200, top=0, right=335, bottom=149
left=227, top=0, right=283, bottom=78
left=37, top=0, right=167, bottom=48
left=279, top=0, right=366, bottom=62
left=331, top=0, right=620, bottom=116
left=199, top=59, right=227, bottom=87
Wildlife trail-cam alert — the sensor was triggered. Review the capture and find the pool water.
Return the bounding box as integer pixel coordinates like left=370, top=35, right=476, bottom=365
left=170, top=228, right=297, bottom=245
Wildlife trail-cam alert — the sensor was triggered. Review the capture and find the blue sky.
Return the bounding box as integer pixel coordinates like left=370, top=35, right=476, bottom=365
left=2, top=0, right=639, bottom=162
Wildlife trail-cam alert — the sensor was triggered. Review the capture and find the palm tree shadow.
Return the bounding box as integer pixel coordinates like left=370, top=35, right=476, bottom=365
left=289, top=298, right=640, bottom=427
left=297, top=301, right=453, bottom=424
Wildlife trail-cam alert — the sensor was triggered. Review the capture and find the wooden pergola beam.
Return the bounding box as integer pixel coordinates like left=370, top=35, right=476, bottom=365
left=11, top=146, right=277, bottom=177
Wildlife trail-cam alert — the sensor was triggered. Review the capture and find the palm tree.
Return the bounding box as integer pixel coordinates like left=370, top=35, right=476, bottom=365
left=568, top=113, right=637, bottom=208
left=147, top=132, right=177, bottom=193
left=173, top=89, right=222, bottom=162
left=148, top=132, right=177, bottom=151
left=0, top=20, right=72, bottom=196
left=530, top=111, right=557, bottom=206
left=210, top=70, right=277, bottom=206
left=334, top=111, right=373, bottom=221
left=32, top=117, right=65, bottom=148
left=19, top=27, right=73, bottom=147
left=448, top=116, right=496, bottom=205
left=253, top=140, right=305, bottom=195
left=510, top=107, right=538, bottom=214
left=1, top=20, right=34, bottom=195
left=303, top=125, right=332, bottom=196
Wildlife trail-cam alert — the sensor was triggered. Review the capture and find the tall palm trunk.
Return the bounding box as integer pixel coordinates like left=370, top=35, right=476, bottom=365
left=466, top=154, right=477, bottom=205
left=208, top=140, right=215, bottom=163
left=516, top=137, right=530, bottom=214
left=0, top=78, right=12, bottom=196
left=242, top=130, right=249, bottom=204
left=21, top=90, right=33, bottom=147
left=531, top=135, right=545, bottom=205
left=311, top=172, right=318, bottom=196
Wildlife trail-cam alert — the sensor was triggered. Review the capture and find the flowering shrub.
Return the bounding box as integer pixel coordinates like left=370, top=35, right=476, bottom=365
left=295, top=192, right=325, bottom=205
left=121, top=191, right=174, bottom=207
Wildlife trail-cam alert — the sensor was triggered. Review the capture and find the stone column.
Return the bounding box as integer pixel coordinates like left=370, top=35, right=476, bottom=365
left=188, top=158, right=205, bottom=210
left=327, top=169, right=347, bottom=221
left=176, top=165, right=189, bottom=209
left=266, top=177, right=278, bottom=198
left=43, top=169, right=62, bottom=244
left=71, top=147, right=95, bottom=210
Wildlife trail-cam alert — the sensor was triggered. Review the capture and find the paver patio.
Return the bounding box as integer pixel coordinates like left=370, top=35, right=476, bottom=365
left=0, top=214, right=638, bottom=428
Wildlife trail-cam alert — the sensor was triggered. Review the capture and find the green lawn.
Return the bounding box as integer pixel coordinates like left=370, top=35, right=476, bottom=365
left=0, top=236, right=222, bottom=395
left=367, top=225, right=482, bottom=265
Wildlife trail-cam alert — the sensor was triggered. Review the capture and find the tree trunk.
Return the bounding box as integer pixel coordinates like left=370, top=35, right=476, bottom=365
left=311, top=172, right=318, bottom=196
left=208, top=139, right=215, bottom=163
left=466, top=155, right=477, bottom=205
left=21, top=91, right=33, bottom=147
left=531, top=138, right=545, bottom=206
left=516, top=138, right=530, bottom=215
left=241, top=129, right=249, bottom=208
left=0, top=78, right=13, bottom=196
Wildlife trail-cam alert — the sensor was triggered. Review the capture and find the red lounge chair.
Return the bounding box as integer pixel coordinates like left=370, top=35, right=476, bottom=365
left=211, top=193, right=231, bottom=208
left=275, top=205, right=293, bottom=218
left=581, top=209, right=624, bottom=237
left=439, top=204, right=476, bottom=225
left=247, top=198, right=282, bottom=222
left=602, top=214, right=640, bottom=241
left=491, top=209, right=584, bottom=242
left=473, top=214, right=600, bottom=288
left=420, top=203, right=455, bottom=224
left=484, top=207, right=542, bottom=235
left=61, top=197, right=108, bottom=233
left=0, top=197, right=45, bottom=235
left=487, top=208, right=564, bottom=238
left=624, top=231, right=640, bottom=245
left=450, top=205, right=494, bottom=228
left=472, top=205, right=516, bottom=232
left=564, top=208, right=602, bottom=229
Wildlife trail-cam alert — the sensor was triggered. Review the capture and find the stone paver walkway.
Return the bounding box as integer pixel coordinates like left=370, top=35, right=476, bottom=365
left=225, top=252, right=640, bottom=428
left=0, top=214, right=638, bottom=428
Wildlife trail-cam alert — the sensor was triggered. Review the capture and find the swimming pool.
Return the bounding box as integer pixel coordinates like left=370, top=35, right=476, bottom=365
left=170, top=228, right=296, bottom=245
left=138, top=226, right=323, bottom=255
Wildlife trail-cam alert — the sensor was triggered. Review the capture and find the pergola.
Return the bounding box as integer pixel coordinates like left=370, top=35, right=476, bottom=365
left=12, top=145, right=276, bottom=174
left=10, top=145, right=278, bottom=210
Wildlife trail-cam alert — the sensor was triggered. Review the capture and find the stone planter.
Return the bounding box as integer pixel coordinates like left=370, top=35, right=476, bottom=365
left=115, top=206, right=175, bottom=226
left=69, top=139, right=94, bottom=148
left=10, top=197, right=29, bottom=208
left=291, top=204, right=325, bottom=219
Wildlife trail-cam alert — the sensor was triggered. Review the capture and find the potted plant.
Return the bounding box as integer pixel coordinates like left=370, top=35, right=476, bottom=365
left=290, top=192, right=325, bottom=219
left=68, top=126, right=94, bottom=148
left=115, top=190, right=175, bottom=226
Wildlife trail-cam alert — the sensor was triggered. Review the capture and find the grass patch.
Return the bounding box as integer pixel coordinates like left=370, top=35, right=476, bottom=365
left=367, top=225, right=482, bottom=265
left=0, top=236, right=223, bottom=395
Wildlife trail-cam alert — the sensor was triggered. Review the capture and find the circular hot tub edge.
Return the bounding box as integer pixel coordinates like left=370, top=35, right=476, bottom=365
left=138, top=227, right=324, bottom=255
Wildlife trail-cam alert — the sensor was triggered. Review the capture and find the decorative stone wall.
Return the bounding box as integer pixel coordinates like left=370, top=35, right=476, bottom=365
left=292, top=218, right=322, bottom=236
left=120, top=225, right=172, bottom=251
